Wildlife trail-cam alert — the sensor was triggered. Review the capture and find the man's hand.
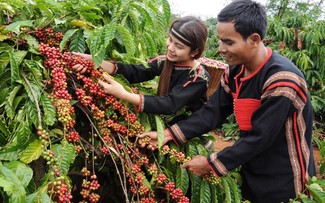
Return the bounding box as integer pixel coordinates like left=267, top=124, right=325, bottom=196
left=137, top=131, right=159, bottom=151
left=182, top=155, right=211, bottom=176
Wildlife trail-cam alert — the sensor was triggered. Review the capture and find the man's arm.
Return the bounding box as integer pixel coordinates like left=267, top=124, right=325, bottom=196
left=167, top=84, right=233, bottom=145
left=208, top=71, right=309, bottom=177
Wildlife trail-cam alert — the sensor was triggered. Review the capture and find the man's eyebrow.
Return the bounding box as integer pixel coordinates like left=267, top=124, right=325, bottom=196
left=220, top=38, right=233, bottom=43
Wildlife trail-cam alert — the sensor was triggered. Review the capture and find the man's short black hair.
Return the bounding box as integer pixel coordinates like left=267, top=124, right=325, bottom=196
left=217, top=0, right=267, bottom=40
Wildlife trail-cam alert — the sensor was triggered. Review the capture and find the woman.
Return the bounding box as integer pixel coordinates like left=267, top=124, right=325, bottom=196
left=74, top=16, right=213, bottom=147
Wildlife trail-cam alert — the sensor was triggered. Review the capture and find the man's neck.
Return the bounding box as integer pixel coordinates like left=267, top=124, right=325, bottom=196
left=243, top=45, right=268, bottom=77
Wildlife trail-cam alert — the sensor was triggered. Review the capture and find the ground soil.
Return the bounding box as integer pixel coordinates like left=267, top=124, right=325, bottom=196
left=211, top=131, right=322, bottom=178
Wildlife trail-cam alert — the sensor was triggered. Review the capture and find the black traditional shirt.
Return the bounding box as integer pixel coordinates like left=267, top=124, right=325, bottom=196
left=115, top=56, right=210, bottom=124
left=167, top=48, right=316, bottom=202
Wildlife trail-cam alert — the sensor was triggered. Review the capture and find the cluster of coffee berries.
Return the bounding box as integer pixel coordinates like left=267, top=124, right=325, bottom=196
left=138, top=135, right=151, bottom=146
left=75, top=73, right=106, bottom=98
left=147, top=163, right=158, bottom=175
left=169, top=149, right=191, bottom=164
left=203, top=172, right=221, bottom=185
left=75, top=88, right=93, bottom=106
left=48, top=178, right=73, bottom=203
left=80, top=168, right=101, bottom=203
left=73, top=66, right=144, bottom=138
left=39, top=43, right=77, bottom=132
left=164, top=182, right=189, bottom=203
left=53, top=98, right=76, bottom=130
left=156, top=173, right=167, bottom=184
left=99, top=146, right=109, bottom=155
left=139, top=197, right=156, bottom=203
left=43, top=150, right=58, bottom=165
left=66, top=131, right=80, bottom=143
left=37, top=126, right=50, bottom=146
left=124, top=112, right=137, bottom=123
left=297, top=37, right=302, bottom=50
left=34, top=27, right=63, bottom=47
left=178, top=196, right=190, bottom=203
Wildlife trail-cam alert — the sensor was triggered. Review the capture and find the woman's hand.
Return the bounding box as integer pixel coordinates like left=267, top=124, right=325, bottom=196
left=73, top=52, right=93, bottom=60
left=99, top=74, right=141, bottom=105
left=98, top=73, right=128, bottom=99
left=72, top=52, right=115, bottom=74
left=72, top=53, right=93, bottom=74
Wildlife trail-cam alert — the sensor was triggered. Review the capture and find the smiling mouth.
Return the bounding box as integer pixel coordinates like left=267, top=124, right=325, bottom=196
left=167, top=52, right=176, bottom=58
left=221, top=54, right=231, bottom=61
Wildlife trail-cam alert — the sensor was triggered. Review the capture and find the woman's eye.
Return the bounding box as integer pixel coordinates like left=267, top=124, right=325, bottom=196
left=175, top=43, right=185, bottom=49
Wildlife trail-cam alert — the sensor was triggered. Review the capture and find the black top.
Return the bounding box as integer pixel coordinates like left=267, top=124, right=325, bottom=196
left=116, top=56, right=210, bottom=124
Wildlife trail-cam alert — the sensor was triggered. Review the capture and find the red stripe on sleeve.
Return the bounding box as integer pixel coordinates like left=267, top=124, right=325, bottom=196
left=265, top=82, right=307, bottom=102
left=166, top=128, right=179, bottom=146
left=293, top=112, right=307, bottom=189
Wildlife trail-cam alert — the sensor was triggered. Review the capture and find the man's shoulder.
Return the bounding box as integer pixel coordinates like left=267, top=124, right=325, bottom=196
left=268, top=52, right=298, bottom=70
left=265, top=53, right=303, bottom=77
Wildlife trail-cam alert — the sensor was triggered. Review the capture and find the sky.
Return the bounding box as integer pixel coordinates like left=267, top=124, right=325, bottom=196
left=167, top=0, right=268, bottom=19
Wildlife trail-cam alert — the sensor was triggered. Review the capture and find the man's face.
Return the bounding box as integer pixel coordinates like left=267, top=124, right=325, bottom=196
left=216, top=22, right=253, bottom=66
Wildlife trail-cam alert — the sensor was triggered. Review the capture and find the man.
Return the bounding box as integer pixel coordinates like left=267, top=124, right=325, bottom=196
left=138, top=0, right=316, bottom=202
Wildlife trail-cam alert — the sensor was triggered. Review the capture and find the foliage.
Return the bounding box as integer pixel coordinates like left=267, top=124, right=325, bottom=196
left=204, top=18, right=220, bottom=60
left=0, top=0, right=243, bottom=202
left=0, top=0, right=171, bottom=65
left=290, top=176, right=325, bottom=203
left=220, top=115, right=239, bottom=141
left=266, top=0, right=324, bottom=19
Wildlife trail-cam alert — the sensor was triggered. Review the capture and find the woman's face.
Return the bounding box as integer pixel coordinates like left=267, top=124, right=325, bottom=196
left=166, top=34, right=196, bottom=65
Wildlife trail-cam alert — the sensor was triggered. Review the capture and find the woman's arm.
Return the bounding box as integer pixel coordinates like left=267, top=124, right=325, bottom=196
left=72, top=53, right=162, bottom=83
left=98, top=74, right=140, bottom=105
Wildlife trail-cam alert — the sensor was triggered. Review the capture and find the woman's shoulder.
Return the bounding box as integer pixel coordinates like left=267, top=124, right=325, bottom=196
left=146, top=55, right=166, bottom=70
left=147, top=55, right=166, bottom=64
